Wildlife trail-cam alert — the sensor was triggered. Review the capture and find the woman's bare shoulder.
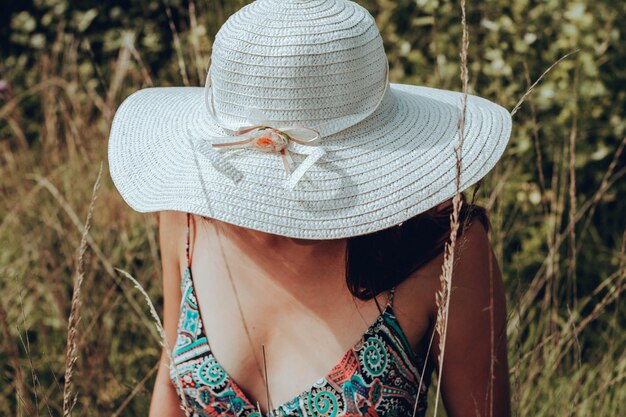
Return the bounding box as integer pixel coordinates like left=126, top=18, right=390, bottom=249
left=451, top=219, right=501, bottom=297
left=401, top=218, right=500, bottom=320
left=158, top=211, right=188, bottom=271
left=159, top=210, right=187, bottom=229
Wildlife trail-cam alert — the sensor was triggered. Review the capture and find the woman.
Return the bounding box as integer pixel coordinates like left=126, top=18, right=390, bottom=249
left=108, top=1, right=512, bottom=416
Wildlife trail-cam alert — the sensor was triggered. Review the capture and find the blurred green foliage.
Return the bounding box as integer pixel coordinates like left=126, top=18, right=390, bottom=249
left=1, top=0, right=625, bottom=416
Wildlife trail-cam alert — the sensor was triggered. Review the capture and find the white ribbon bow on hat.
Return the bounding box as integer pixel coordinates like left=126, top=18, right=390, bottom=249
left=203, top=125, right=325, bottom=191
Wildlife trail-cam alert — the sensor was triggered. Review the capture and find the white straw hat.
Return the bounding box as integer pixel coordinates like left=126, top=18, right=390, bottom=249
left=108, top=0, right=512, bottom=240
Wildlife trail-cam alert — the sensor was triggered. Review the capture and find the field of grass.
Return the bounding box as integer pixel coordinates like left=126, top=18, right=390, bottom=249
left=1, top=0, right=625, bottom=416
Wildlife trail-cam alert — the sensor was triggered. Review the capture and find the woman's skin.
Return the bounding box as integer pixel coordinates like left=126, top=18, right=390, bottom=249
left=149, top=201, right=511, bottom=417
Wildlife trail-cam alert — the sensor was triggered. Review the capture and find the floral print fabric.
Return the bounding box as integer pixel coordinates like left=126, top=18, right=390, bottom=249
left=169, top=267, right=430, bottom=417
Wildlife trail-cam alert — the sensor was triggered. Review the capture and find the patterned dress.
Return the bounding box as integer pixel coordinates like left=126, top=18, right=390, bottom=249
left=168, top=214, right=430, bottom=416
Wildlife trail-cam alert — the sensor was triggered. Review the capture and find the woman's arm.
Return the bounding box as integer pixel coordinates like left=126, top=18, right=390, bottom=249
left=433, top=220, right=512, bottom=417
left=148, top=211, right=188, bottom=417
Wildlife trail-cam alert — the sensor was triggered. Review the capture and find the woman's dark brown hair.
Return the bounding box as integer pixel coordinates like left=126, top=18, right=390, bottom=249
left=346, top=190, right=490, bottom=300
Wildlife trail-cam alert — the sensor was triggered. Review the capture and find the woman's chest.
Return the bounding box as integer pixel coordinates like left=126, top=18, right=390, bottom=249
left=173, top=261, right=433, bottom=415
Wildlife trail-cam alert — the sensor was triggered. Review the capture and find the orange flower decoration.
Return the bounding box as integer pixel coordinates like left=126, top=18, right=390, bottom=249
left=251, top=128, right=289, bottom=153
left=210, top=125, right=323, bottom=186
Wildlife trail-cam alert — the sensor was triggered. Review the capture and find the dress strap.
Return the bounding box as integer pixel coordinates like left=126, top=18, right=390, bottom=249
left=386, top=286, right=396, bottom=309
left=185, top=212, right=192, bottom=269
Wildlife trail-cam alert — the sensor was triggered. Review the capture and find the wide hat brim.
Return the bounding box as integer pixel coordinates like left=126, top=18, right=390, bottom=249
left=108, top=83, right=512, bottom=239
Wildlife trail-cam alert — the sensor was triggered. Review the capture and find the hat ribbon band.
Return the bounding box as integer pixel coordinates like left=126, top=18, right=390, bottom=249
left=199, top=125, right=326, bottom=190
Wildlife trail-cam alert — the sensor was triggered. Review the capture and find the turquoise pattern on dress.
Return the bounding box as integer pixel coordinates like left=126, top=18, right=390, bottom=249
left=168, top=266, right=430, bottom=417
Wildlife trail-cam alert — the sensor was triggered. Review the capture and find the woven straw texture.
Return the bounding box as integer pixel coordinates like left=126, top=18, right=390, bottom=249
left=108, top=0, right=512, bottom=239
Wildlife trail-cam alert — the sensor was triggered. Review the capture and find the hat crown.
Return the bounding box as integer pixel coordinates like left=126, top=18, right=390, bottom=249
left=206, top=0, right=390, bottom=137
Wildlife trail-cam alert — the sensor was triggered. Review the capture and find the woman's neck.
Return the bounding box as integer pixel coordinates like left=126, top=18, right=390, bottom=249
left=207, top=218, right=348, bottom=290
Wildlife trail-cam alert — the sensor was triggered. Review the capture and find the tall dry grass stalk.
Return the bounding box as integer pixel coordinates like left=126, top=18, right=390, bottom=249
left=62, top=163, right=103, bottom=417
left=430, top=0, right=470, bottom=416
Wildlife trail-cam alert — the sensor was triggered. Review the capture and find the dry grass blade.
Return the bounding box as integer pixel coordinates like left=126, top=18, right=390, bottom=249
left=188, top=0, right=207, bottom=83
left=522, top=61, right=548, bottom=213
left=106, top=31, right=135, bottom=115
left=0, top=299, right=37, bottom=415
left=510, top=49, right=580, bottom=117
left=567, top=65, right=580, bottom=307
left=114, top=268, right=193, bottom=417
left=16, top=287, right=53, bottom=417
left=62, top=163, right=102, bottom=417
left=412, top=323, right=438, bottom=417
left=165, top=2, right=190, bottom=86
left=429, top=0, right=469, bottom=416
left=262, top=344, right=273, bottom=416
left=577, top=136, right=626, bottom=248
left=111, top=363, right=159, bottom=417
left=126, top=39, right=155, bottom=87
